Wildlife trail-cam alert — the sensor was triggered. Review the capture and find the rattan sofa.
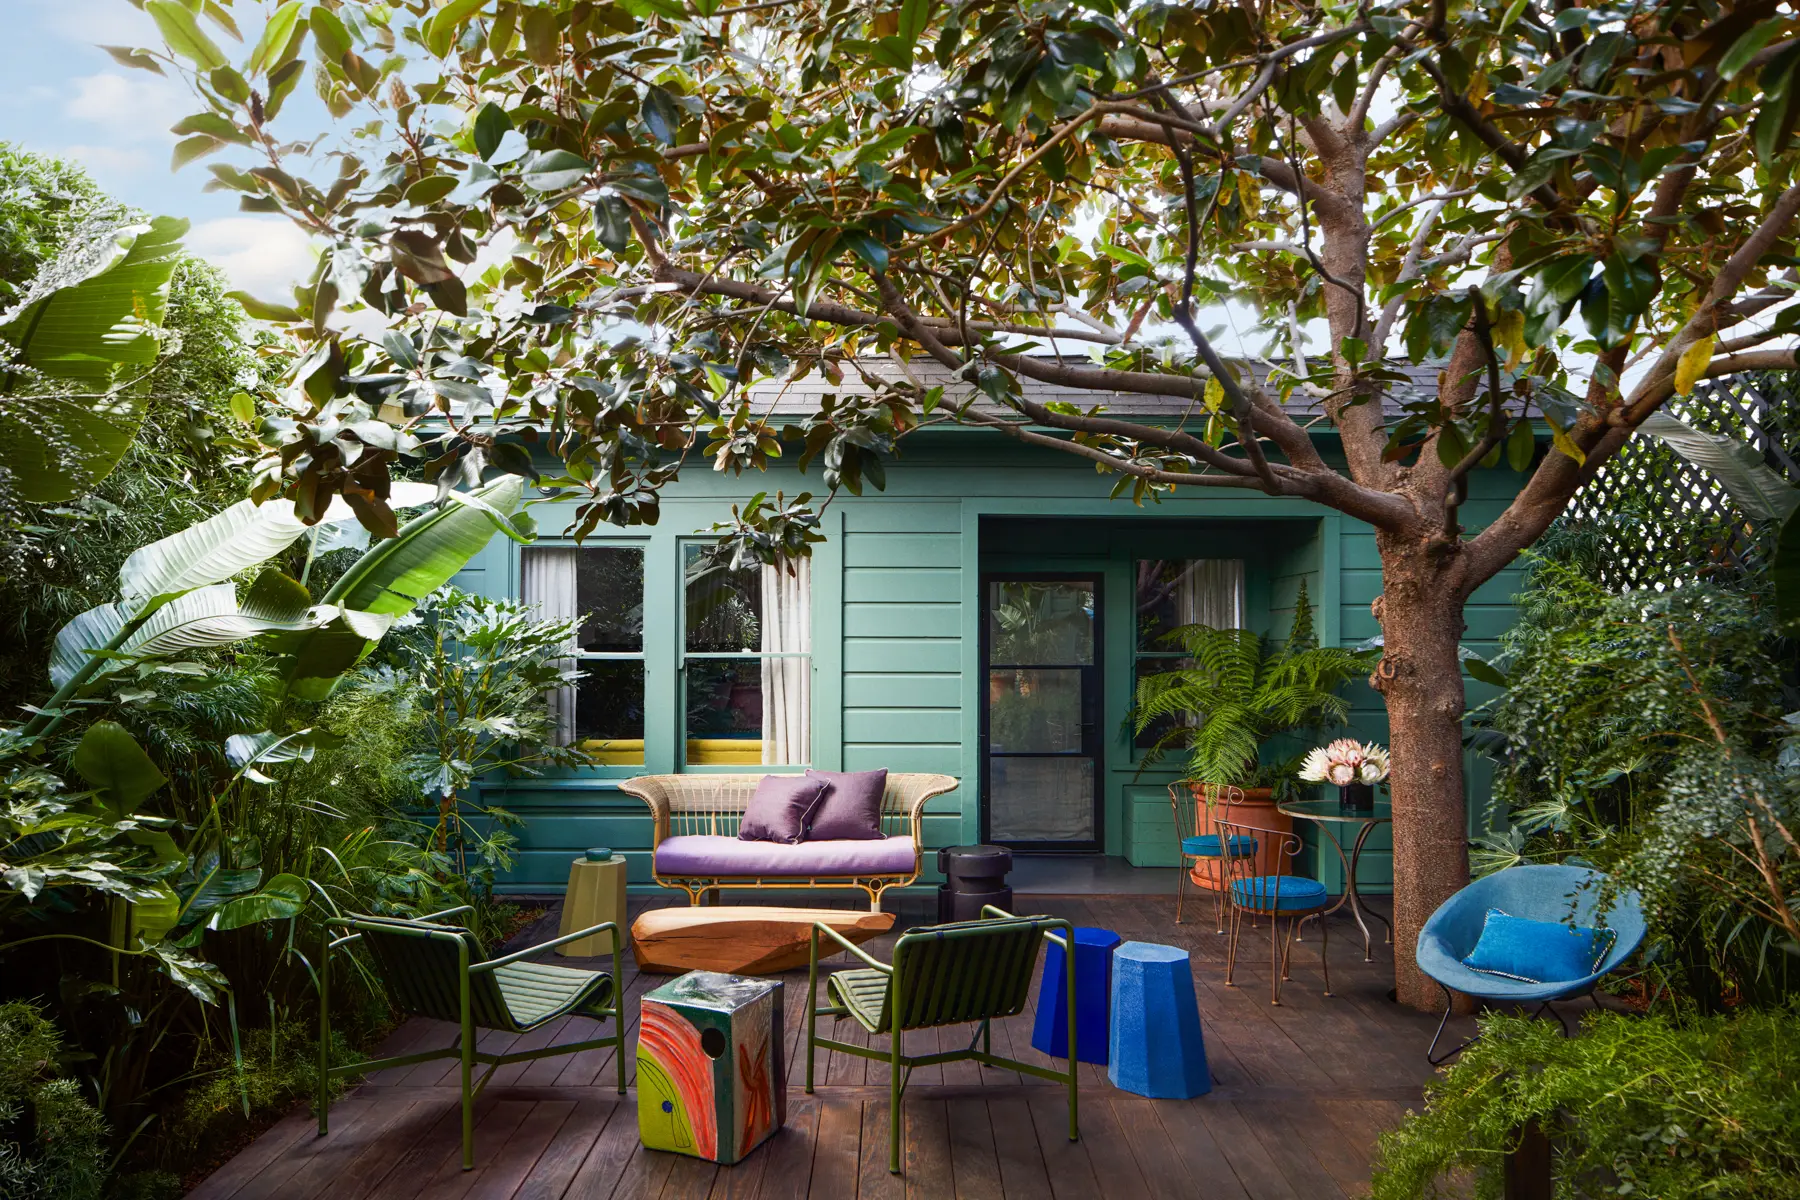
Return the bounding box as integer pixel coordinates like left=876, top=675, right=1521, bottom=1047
left=619, top=773, right=958, bottom=910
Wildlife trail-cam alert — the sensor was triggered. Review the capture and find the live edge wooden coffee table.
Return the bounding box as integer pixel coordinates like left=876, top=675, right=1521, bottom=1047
left=631, top=906, right=895, bottom=975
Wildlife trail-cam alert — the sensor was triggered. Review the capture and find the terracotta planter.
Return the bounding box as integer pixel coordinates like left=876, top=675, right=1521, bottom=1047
left=1186, top=785, right=1293, bottom=892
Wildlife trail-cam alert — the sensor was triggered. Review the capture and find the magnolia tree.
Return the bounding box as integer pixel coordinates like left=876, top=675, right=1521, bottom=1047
left=135, top=0, right=1800, bottom=1005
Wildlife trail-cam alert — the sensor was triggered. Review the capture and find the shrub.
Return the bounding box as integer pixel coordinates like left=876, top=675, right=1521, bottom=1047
left=0, top=1001, right=108, bottom=1200
left=163, top=1020, right=363, bottom=1168
left=1371, top=1008, right=1800, bottom=1200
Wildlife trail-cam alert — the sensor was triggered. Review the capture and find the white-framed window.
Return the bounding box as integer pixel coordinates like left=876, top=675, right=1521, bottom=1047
left=521, top=544, right=646, bottom=764
left=681, top=543, right=811, bottom=766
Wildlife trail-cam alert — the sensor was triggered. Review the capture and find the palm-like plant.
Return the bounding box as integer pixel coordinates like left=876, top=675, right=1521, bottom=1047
left=1132, top=585, right=1371, bottom=789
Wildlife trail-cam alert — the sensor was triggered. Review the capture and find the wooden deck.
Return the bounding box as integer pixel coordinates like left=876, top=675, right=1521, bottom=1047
left=190, top=893, right=1471, bottom=1200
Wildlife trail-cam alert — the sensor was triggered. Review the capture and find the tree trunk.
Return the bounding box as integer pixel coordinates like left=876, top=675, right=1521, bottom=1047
left=1373, top=542, right=1473, bottom=1010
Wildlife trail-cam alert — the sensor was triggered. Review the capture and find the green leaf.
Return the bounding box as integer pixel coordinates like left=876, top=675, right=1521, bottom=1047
left=404, top=175, right=458, bottom=205
left=898, top=0, right=931, bottom=43
left=147, top=0, right=228, bottom=69
left=172, top=135, right=223, bottom=169
left=1505, top=418, right=1535, bottom=473
left=520, top=149, right=592, bottom=192
left=117, top=570, right=321, bottom=665
left=424, top=0, right=489, bottom=58
left=48, top=604, right=128, bottom=691
left=307, top=5, right=351, bottom=61
left=276, top=477, right=529, bottom=700
left=473, top=101, right=512, bottom=161
left=1641, top=413, right=1800, bottom=523
left=1775, top=508, right=1800, bottom=632
left=171, top=112, right=250, bottom=143
left=594, top=193, right=633, bottom=253
left=1464, top=655, right=1510, bottom=689
left=640, top=85, right=681, bottom=146
left=842, top=230, right=889, bottom=273
left=227, top=290, right=305, bottom=321
left=72, top=721, right=167, bottom=813
left=1721, top=17, right=1787, bottom=80
left=248, top=0, right=305, bottom=74
left=209, top=873, right=309, bottom=931
left=0, top=215, right=187, bottom=503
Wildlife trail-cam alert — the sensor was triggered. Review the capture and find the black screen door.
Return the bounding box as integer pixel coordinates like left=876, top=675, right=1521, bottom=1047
left=980, top=575, right=1103, bottom=852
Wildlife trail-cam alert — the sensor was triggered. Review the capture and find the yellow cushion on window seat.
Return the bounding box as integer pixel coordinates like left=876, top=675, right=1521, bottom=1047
left=686, top=737, right=762, bottom=765
left=578, top=738, right=645, bottom=765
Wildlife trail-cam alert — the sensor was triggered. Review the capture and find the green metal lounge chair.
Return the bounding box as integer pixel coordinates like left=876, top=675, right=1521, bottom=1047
left=806, top=906, right=1079, bottom=1174
left=316, top=906, right=626, bottom=1170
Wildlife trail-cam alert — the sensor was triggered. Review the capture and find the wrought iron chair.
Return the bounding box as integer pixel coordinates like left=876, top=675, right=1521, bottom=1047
left=1169, top=782, right=1259, bottom=930
left=1216, top=819, right=1333, bottom=1005
left=316, top=907, right=625, bottom=1170
left=806, top=907, right=1078, bottom=1174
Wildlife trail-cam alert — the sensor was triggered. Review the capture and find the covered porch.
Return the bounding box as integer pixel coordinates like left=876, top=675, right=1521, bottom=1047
left=189, top=893, right=1466, bottom=1200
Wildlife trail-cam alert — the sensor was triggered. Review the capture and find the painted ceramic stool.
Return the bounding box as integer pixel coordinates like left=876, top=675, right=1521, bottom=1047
left=1031, top=926, right=1121, bottom=1065
left=557, top=849, right=628, bottom=957
left=1107, top=941, right=1211, bottom=1099
left=638, top=971, right=785, bottom=1164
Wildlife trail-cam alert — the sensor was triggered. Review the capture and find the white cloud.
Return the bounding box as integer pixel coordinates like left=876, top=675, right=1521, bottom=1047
left=64, top=71, right=188, bottom=146
left=60, top=143, right=155, bottom=177
left=33, top=0, right=159, bottom=46
left=186, top=217, right=319, bottom=300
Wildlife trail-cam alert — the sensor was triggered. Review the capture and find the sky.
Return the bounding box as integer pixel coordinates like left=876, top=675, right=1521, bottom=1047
left=0, top=0, right=318, bottom=301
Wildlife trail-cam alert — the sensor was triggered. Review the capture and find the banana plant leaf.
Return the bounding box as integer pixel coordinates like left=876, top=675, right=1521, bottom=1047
left=1642, top=413, right=1800, bottom=523
left=208, top=872, right=309, bottom=931
left=277, top=476, right=532, bottom=700
left=0, top=216, right=188, bottom=503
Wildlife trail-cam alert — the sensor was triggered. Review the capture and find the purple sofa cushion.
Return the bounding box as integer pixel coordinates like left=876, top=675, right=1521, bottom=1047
left=655, top=834, right=917, bottom=877
left=804, top=768, right=889, bottom=840
left=738, top=774, right=830, bottom=844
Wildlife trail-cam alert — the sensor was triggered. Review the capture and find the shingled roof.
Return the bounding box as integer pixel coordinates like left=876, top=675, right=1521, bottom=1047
left=742, top=354, right=1456, bottom=421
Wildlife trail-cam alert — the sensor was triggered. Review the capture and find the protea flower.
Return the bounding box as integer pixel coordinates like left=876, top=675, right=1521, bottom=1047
left=1297, top=739, right=1389, bottom=785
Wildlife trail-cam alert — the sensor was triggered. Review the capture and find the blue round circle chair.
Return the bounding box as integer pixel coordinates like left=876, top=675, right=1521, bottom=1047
left=1417, top=863, right=1646, bottom=1063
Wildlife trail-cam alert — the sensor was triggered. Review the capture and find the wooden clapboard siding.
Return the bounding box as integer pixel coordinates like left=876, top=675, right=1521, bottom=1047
left=445, top=433, right=1534, bottom=897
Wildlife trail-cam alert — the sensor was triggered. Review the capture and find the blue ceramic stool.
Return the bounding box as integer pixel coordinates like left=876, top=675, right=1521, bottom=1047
left=1107, top=941, right=1211, bottom=1099
left=1031, top=926, right=1121, bottom=1065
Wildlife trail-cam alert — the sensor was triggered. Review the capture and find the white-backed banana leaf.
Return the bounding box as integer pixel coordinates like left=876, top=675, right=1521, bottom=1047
left=0, top=215, right=188, bottom=503
left=276, top=476, right=533, bottom=701
left=1642, top=413, right=1800, bottom=523
left=49, top=570, right=333, bottom=691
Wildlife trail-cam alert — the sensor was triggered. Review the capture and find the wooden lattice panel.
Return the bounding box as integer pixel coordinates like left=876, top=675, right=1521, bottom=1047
left=1565, top=372, right=1800, bottom=590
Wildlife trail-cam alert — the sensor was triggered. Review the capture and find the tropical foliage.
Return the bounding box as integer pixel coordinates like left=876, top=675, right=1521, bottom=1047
left=0, top=1001, right=109, bottom=1200
left=1133, top=584, right=1370, bottom=794
left=1371, top=1007, right=1800, bottom=1200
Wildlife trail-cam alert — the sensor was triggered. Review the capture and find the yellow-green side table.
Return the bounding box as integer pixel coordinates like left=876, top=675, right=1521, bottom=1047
left=558, top=848, right=629, bottom=957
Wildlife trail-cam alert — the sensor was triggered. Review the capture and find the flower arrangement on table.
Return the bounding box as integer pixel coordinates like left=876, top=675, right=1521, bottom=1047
left=1299, top=739, right=1390, bottom=812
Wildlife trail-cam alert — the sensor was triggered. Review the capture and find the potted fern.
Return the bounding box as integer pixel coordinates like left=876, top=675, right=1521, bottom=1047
left=1132, top=585, right=1370, bottom=884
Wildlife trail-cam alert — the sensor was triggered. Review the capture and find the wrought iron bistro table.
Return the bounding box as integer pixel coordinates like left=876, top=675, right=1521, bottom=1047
left=1276, top=797, right=1395, bottom=961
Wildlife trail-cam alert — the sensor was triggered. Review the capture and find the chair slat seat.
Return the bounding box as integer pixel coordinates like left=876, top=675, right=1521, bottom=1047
left=494, top=962, right=615, bottom=1029
left=826, top=968, right=892, bottom=1033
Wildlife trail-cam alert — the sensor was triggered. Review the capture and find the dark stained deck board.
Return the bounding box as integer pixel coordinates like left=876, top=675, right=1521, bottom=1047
left=189, top=893, right=1445, bottom=1200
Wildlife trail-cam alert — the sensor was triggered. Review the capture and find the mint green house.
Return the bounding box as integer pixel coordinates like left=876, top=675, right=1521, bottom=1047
left=456, top=361, right=1525, bottom=898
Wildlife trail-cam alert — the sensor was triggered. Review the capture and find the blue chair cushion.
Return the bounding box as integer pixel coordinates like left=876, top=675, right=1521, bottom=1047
left=1462, top=908, right=1617, bottom=984
left=1231, top=875, right=1328, bottom=910
left=1181, top=834, right=1257, bottom=858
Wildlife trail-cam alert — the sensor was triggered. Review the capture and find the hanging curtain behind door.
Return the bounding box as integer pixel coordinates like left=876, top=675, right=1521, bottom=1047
left=1176, top=559, right=1245, bottom=629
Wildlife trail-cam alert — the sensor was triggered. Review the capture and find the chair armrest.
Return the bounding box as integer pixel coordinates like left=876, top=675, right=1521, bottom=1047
left=619, top=777, right=671, bottom=845
left=418, top=904, right=475, bottom=923
left=472, top=922, right=621, bottom=974
left=812, top=922, right=892, bottom=973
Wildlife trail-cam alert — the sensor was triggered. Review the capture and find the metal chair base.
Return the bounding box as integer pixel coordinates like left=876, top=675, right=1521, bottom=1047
left=1426, top=984, right=1581, bottom=1065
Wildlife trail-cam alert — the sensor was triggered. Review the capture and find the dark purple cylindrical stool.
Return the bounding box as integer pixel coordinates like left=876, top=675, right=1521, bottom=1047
left=936, top=844, right=1013, bottom=922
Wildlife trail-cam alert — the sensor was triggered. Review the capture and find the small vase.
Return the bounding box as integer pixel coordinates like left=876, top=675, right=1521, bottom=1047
left=1338, top=782, right=1375, bottom=815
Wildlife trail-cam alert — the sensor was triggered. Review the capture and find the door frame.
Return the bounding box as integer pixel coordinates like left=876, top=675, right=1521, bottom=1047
left=977, top=571, right=1105, bottom=853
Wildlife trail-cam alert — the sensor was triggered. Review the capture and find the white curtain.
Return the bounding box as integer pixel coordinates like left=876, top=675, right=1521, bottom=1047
left=1176, top=559, right=1245, bottom=629
left=522, top=548, right=580, bottom=745
left=760, top=558, right=811, bottom=764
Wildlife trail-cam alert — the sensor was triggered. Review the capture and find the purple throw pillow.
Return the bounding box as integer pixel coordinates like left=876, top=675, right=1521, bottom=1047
left=804, top=768, right=889, bottom=841
left=738, top=775, right=830, bottom=844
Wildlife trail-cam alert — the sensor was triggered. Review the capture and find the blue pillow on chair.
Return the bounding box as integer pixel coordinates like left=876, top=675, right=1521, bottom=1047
left=1462, top=908, right=1616, bottom=984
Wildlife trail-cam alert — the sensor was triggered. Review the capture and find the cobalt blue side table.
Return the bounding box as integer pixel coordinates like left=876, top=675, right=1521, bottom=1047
left=1031, top=926, right=1121, bottom=1065
left=1107, top=941, right=1211, bottom=1099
